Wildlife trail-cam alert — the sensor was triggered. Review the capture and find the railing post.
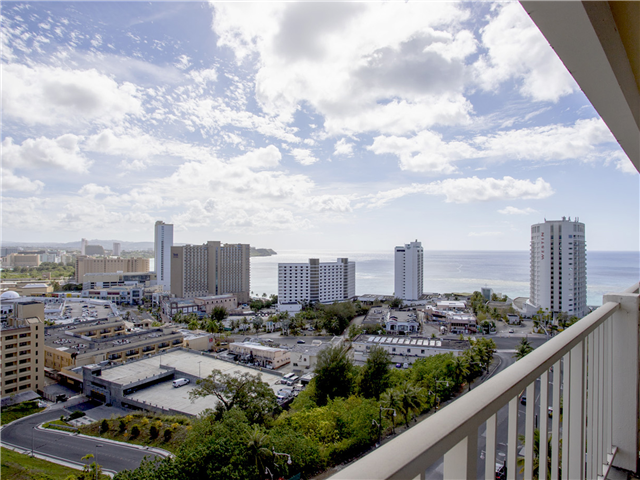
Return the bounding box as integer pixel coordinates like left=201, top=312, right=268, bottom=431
left=444, top=433, right=477, bottom=480
left=604, top=291, right=640, bottom=472
left=567, top=340, right=584, bottom=480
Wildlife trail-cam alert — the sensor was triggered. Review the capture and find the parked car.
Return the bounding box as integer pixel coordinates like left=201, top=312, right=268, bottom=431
left=297, top=340, right=306, bottom=344
left=173, top=378, right=190, bottom=388
left=508, top=329, right=515, bottom=333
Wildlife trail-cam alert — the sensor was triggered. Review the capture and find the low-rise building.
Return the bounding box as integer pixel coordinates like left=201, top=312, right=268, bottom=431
left=290, top=337, right=343, bottom=371
left=364, top=305, right=390, bottom=327
left=385, top=312, right=420, bottom=334
left=229, top=342, right=290, bottom=369
left=435, top=300, right=466, bottom=311
left=352, top=335, right=469, bottom=360
left=1, top=281, right=53, bottom=297
left=81, top=285, right=145, bottom=305
left=193, top=294, right=237, bottom=315
left=82, top=271, right=157, bottom=289
left=1, top=315, right=45, bottom=398
left=446, top=313, right=477, bottom=334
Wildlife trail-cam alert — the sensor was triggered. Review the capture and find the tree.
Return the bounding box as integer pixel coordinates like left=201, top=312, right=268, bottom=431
left=450, top=355, right=470, bottom=388
left=358, top=346, right=391, bottom=399
left=389, top=297, right=403, bottom=308
left=189, top=369, right=278, bottom=424
left=395, top=381, right=422, bottom=428
left=246, top=425, right=272, bottom=474
left=100, top=419, right=109, bottom=434
left=517, top=429, right=559, bottom=480
left=313, top=345, right=354, bottom=406
left=80, top=453, right=103, bottom=480
left=380, top=389, right=402, bottom=434
left=514, top=338, right=534, bottom=361
left=211, top=306, right=227, bottom=322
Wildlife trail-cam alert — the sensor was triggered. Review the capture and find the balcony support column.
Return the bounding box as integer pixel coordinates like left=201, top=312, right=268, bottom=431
left=604, top=291, right=640, bottom=473
left=444, top=432, right=477, bottom=480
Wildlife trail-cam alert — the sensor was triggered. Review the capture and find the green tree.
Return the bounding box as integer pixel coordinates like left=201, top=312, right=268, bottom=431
left=211, top=306, right=227, bottom=322
left=80, top=453, right=103, bottom=480
left=358, top=345, right=391, bottom=399
left=100, top=419, right=109, bottom=434
left=516, top=429, right=559, bottom=480
left=313, top=345, right=354, bottom=406
left=246, top=425, right=271, bottom=474
left=389, top=297, right=403, bottom=308
left=395, top=381, right=422, bottom=428
left=380, top=389, right=402, bottom=434
left=514, top=338, right=534, bottom=360
left=189, top=369, right=278, bottom=424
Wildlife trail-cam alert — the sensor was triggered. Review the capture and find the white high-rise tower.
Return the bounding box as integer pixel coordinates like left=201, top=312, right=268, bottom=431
left=81, top=238, right=88, bottom=255
left=530, top=217, right=587, bottom=318
left=394, top=240, right=424, bottom=301
left=154, top=221, right=173, bottom=292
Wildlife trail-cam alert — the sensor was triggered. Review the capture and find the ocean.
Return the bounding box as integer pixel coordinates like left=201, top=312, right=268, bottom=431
left=250, top=250, right=639, bottom=307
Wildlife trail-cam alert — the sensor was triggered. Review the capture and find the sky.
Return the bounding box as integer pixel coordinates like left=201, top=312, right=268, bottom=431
left=2, top=1, right=638, bottom=252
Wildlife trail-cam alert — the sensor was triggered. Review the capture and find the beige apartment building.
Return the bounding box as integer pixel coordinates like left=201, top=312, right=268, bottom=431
left=5, top=253, right=41, bottom=268
left=1, top=315, right=45, bottom=398
left=229, top=342, right=290, bottom=369
left=75, top=256, right=150, bottom=282
left=171, top=241, right=250, bottom=304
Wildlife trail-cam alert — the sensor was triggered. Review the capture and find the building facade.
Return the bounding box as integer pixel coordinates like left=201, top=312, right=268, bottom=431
left=530, top=217, right=587, bottom=318
left=278, top=258, right=356, bottom=305
left=81, top=238, right=88, bottom=255
left=112, top=242, right=122, bottom=256
left=170, top=241, right=250, bottom=304
left=394, top=240, right=424, bottom=301
left=1, top=315, right=44, bottom=398
left=75, top=257, right=150, bottom=282
left=82, top=271, right=156, bottom=290
left=154, top=221, right=173, bottom=292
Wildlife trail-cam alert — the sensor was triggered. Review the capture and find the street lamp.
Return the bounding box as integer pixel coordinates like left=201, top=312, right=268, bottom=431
left=272, top=448, right=292, bottom=465
left=373, top=406, right=396, bottom=446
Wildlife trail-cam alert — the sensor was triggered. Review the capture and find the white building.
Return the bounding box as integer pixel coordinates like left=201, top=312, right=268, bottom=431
left=81, top=238, right=88, bottom=255
left=113, top=242, right=122, bottom=256
left=394, top=240, right=424, bottom=301
left=154, top=221, right=173, bottom=292
left=278, top=258, right=355, bottom=305
left=530, top=217, right=587, bottom=318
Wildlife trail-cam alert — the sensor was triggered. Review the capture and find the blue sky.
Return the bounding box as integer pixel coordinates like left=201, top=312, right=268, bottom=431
left=2, top=1, right=638, bottom=252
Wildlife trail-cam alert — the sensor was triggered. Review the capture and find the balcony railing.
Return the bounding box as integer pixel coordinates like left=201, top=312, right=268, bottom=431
left=331, top=283, right=639, bottom=480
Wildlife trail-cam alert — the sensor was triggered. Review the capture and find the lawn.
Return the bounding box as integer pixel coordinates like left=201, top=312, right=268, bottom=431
left=1, top=401, right=45, bottom=426
left=1, top=446, right=82, bottom=480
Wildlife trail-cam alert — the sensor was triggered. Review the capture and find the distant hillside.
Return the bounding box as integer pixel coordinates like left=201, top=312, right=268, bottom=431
left=2, top=240, right=154, bottom=251
left=251, top=247, right=277, bottom=257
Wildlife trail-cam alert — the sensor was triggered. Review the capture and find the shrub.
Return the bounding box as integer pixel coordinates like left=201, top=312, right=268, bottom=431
left=130, top=425, right=140, bottom=438
left=68, top=411, right=86, bottom=420
left=171, top=422, right=180, bottom=430
left=141, top=417, right=149, bottom=425
left=149, top=425, right=159, bottom=439
left=100, top=419, right=109, bottom=434
left=119, top=419, right=126, bottom=433
left=163, top=428, right=172, bottom=441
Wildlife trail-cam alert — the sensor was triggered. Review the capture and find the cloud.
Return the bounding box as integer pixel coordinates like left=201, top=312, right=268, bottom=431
left=2, top=135, right=90, bottom=173
left=367, top=176, right=554, bottom=207
left=1, top=169, right=45, bottom=193
left=304, top=195, right=353, bottom=213
left=334, top=139, right=354, bottom=157
left=291, top=148, right=319, bottom=166
left=79, top=184, right=113, bottom=197
left=368, top=130, right=479, bottom=173
left=3, top=64, right=142, bottom=126
left=473, top=2, right=577, bottom=102
left=615, top=157, right=637, bottom=174
left=498, top=206, right=537, bottom=215
left=213, top=2, right=475, bottom=135
left=232, top=145, right=281, bottom=169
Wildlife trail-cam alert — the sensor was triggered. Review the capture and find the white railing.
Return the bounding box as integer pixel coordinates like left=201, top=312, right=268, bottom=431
left=331, top=283, right=639, bottom=480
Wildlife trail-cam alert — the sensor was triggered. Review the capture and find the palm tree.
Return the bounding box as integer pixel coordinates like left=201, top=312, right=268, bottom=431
left=396, top=381, right=422, bottom=429
left=450, top=356, right=470, bottom=388
left=514, top=338, right=534, bottom=360
left=380, top=389, right=402, bottom=434
left=246, top=425, right=272, bottom=474
left=517, top=429, right=560, bottom=479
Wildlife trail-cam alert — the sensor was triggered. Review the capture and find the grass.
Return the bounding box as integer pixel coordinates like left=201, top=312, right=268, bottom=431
left=43, top=420, right=77, bottom=432
left=78, top=413, right=191, bottom=453
left=0, top=401, right=45, bottom=426
left=1, top=446, right=83, bottom=480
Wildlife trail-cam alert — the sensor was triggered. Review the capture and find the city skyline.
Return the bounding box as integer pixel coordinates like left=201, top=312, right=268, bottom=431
left=2, top=2, right=638, bottom=252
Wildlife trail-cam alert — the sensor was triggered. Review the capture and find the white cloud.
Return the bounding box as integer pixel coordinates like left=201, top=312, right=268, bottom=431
left=304, top=194, right=353, bottom=213
left=367, top=176, right=553, bottom=207
left=498, top=206, right=537, bottom=215
left=232, top=145, right=281, bottom=169
left=79, top=184, right=113, bottom=197
left=175, top=54, right=191, bottom=70
left=473, top=2, right=577, bottom=102
left=2, top=135, right=90, bottom=173
left=368, top=130, right=478, bottom=173
left=3, top=64, right=142, bottom=126
left=291, top=148, right=319, bottom=166
left=213, top=2, right=475, bottom=135
left=1, top=169, right=45, bottom=193
left=615, top=157, right=637, bottom=174
left=189, top=68, right=218, bottom=84
left=334, top=138, right=354, bottom=157
left=84, top=129, right=164, bottom=161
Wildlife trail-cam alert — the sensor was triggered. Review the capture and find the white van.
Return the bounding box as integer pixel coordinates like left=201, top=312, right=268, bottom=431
left=173, top=378, right=190, bottom=388
left=281, top=373, right=295, bottom=384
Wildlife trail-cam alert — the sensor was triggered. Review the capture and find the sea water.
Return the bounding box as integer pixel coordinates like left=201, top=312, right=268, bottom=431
left=250, top=250, right=639, bottom=307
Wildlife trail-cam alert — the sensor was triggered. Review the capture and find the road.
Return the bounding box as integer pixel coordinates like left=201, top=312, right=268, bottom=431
left=1, top=407, right=167, bottom=474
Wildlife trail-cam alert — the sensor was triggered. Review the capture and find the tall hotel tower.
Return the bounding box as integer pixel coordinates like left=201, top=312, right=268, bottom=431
left=278, top=258, right=355, bottom=305
left=530, top=217, right=587, bottom=318
left=154, top=221, right=173, bottom=292
left=394, top=240, right=424, bottom=301
left=171, top=241, right=250, bottom=304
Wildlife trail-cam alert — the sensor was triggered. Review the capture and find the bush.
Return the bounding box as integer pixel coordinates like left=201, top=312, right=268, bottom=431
left=149, top=425, right=159, bottom=439
left=119, top=419, right=126, bottom=433
left=100, top=419, right=109, bottom=434
left=130, top=425, right=140, bottom=438
left=68, top=411, right=86, bottom=420
left=163, top=428, right=172, bottom=441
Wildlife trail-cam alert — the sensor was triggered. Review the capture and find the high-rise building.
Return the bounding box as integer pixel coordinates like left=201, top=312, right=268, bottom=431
left=530, top=217, right=587, bottom=318
left=75, top=256, right=150, bottom=282
left=171, top=241, right=250, bottom=304
left=278, top=258, right=356, bottom=305
left=394, top=240, right=424, bottom=301
left=81, top=238, right=88, bottom=255
left=85, top=245, right=105, bottom=256
left=112, top=242, right=121, bottom=256
left=154, top=221, right=173, bottom=292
